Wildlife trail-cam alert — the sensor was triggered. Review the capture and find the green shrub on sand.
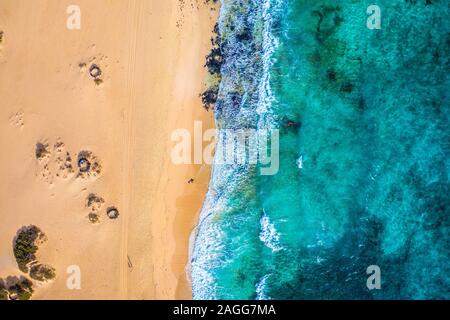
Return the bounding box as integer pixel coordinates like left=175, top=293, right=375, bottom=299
left=29, top=263, right=56, bottom=282
left=0, top=277, right=34, bottom=300
left=0, top=280, right=8, bottom=300
left=13, top=225, right=46, bottom=272
left=8, top=284, right=32, bottom=300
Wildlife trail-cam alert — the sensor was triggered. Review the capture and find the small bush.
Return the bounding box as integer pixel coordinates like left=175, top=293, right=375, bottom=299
left=35, top=142, right=50, bottom=160
left=205, top=47, right=223, bottom=75
left=17, top=290, right=32, bottom=300
left=8, top=284, right=32, bottom=300
left=30, top=264, right=56, bottom=282
left=200, top=22, right=223, bottom=111
left=94, top=78, right=103, bottom=86
left=19, top=277, right=33, bottom=292
left=2, top=277, right=34, bottom=300
left=0, top=289, right=8, bottom=300
left=88, top=213, right=100, bottom=224
left=0, top=280, right=8, bottom=300
left=200, top=86, right=219, bottom=111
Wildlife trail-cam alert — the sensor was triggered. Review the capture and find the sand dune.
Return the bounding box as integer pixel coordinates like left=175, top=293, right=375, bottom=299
left=0, top=0, right=217, bottom=299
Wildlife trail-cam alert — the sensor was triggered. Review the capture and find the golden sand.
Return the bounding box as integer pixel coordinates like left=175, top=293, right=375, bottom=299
left=0, top=0, right=218, bottom=299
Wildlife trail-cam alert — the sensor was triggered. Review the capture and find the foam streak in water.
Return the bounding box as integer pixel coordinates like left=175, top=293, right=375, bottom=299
left=259, top=211, right=283, bottom=252
left=256, top=274, right=272, bottom=300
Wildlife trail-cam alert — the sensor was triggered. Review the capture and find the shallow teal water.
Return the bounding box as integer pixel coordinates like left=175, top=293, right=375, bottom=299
left=192, top=0, right=449, bottom=299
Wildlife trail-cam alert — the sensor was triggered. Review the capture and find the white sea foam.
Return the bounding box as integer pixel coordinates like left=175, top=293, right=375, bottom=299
left=257, top=0, right=282, bottom=130
left=255, top=274, right=272, bottom=300
left=191, top=132, right=243, bottom=299
left=190, top=186, right=226, bottom=300
left=259, top=211, right=283, bottom=252
left=297, top=155, right=304, bottom=169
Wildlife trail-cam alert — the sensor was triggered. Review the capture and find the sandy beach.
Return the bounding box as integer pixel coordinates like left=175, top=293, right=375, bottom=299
left=0, top=0, right=217, bottom=299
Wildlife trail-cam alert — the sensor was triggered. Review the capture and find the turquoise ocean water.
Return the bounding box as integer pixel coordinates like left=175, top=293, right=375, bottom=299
left=192, top=0, right=449, bottom=299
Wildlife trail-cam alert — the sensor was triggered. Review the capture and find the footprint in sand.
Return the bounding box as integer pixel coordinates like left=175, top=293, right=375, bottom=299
left=9, top=110, right=24, bottom=129
left=35, top=140, right=73, bottom=185
left=41, top=163, right=53, bottom=185
left=54, top=140, right=74, bottom=179
left=35, top=142, right=54, bottom=184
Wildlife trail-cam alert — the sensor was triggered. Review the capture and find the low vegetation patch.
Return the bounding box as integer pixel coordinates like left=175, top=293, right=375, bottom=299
left=35, top=142, right=50, bottom=160
left=201, top=22, right=223, bottom=111
left=29, top=263, right=56, bottom=282
left=0, top=277, right=34, bottom=300
left=13, top=225, right=46, bottom=273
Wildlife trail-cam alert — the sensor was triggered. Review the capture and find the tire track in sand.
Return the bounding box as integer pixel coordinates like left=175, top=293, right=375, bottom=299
left=120, top=0, right=144, bottom=298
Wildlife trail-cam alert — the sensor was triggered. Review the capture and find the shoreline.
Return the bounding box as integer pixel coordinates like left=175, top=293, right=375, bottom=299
left=0, top=0, right=218, bottom=299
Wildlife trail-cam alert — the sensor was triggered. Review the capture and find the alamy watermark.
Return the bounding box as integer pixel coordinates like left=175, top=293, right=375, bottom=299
left=66, top=5, right=81, bottom=30
left=66, top=265, right=81, bottom=290
left=366, top=265, right=381, bottom=290
left=367, top=4, right=381, bottom=30
left=171, top=121, right=279, bottom=176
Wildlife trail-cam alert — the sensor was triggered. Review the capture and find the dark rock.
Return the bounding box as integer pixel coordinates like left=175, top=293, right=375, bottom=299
left=327, top=69, right=337, bottom=82
left=106, top=207, right=120, bottom=220
left=341, top=82, right=353, bottom=93
left=89, top=64, right=102, bottom=79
